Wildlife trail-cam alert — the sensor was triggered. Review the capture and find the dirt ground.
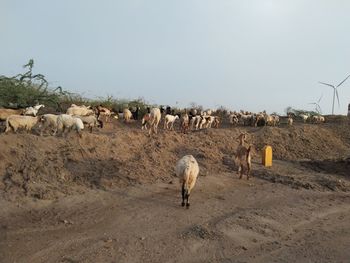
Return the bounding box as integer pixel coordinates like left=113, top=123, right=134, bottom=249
left=0, top=117, right=350, bottom=263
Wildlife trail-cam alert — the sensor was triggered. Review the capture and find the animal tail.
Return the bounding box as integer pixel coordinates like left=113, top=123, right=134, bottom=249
left=183, top=165, right=191, bottom=194
left=5, top=117, right=10, bottom=133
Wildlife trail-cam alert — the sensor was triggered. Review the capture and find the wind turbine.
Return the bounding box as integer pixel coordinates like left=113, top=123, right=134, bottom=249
left=319, top=74, right=350, bottom=115
left=309, top=94, right=323, bottom=114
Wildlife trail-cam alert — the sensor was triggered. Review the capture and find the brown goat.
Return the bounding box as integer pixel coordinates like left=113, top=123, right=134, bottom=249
left=234, top=133, right=252, bottom=180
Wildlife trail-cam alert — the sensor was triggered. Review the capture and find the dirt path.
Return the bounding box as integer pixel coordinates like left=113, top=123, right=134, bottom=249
left=1, top=170, right=350, bottom=263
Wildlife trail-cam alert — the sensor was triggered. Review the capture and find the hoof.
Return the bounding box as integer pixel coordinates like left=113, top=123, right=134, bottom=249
left=186, top=203, right=190, bottom=208
left=181, top=202, right=185, bottom=207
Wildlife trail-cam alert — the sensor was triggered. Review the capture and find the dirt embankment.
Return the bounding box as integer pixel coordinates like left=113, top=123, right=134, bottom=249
left=0, top=121, right=349, bottom=201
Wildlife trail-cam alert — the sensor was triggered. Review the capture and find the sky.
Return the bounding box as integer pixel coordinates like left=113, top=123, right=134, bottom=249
left=1, top=0, right=350, bottom=114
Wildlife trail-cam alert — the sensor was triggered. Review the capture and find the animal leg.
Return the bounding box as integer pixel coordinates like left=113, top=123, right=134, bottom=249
left=247, top=162, right=251, bottom=180
left=181, top=182, right=186, bottom=207
left=186, top=193, right=190, bottom=208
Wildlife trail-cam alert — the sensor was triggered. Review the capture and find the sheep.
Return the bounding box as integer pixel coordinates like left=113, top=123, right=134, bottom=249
left=0, top=108, right=24, bottom=121
left=23, top=104, right=45, bottom=116
left=234, top=133, right=252, bottom=180
left=5, top=115, right=40, bottom=133
left=66, top=105, right=94, bottom=116
left=123, top=108, right=133, bottom=123
left=74, top=115, right=102, bottom=132
left=56, top=114, right=84, bottom=137
left=148, top=108, right=161, bottom=135
left=300, top=113, right=309, bottom=123
left=164, top=114, right=179, bottom=130
left=39, top=114, right=59, bottom=135
left=287, top=116, right=293, bottom=126
left=175, top=155, right=199, bottom=208
left=265, top=114, right=279, bottom=126
left=312, top=115, right=325, bottom=124
left=141, top=113, right=151, bottom=130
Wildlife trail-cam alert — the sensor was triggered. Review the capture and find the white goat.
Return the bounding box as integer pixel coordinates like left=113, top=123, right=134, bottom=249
left=23, top=104, right=45, bottom=116
left=180, top=113, right=190, bottom=133
left=148, top=108, right=161, bottom=135
left=190, top=115, right=202, bottom=130
left=175, top=155, right=199, bottom=208
left=164, top=114, right=179, bottom=130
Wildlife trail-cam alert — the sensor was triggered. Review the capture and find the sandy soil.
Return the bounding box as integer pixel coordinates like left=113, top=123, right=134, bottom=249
left=0, top=117, right=349, bottom=263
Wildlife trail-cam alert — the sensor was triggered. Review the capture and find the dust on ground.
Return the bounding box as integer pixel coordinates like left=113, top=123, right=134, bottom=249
left=0, top=118, right=350, bottom=262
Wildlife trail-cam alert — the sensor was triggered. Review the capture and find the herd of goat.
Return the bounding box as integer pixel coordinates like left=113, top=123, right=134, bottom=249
left=0, top=103, right=327, bottom=207
left=0, top=103, right=326, bottom=137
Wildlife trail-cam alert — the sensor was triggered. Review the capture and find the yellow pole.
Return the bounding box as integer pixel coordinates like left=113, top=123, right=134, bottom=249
left=262, top=145, right=273, bottom=167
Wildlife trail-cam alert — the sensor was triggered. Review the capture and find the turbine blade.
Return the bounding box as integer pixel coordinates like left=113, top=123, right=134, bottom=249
left=317, top=94, right=323, bottom=103
left=319, top=81, right=334, bottom=88
left=337, top=74, right=350, bottom=87
left=336, top=89, right=340, bottom=107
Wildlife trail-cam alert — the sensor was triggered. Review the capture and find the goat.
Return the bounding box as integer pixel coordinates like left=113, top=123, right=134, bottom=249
left=180, top=113, right=190, bottom=134
left=148, top=108, right=161, bottom=135
left=164, top=114, right=179, bottom=130
left=23, top=104, right=45, bottom=116
left=141, top=113, right=151, bottom=130
left=234, top=133, right=252, bottom=180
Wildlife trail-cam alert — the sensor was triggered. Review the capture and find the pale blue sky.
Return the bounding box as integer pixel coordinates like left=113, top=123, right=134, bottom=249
left=1, top=0, right=350, bottom=114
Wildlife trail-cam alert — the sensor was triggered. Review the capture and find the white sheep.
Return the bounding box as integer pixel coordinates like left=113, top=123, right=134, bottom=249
left=123, top=108, right=133, bottom=123
left=175, top=155, right=199, bottom=208
left=74, top=115, right=102, bottom=132
left=23, top=104, right=45, bottom=116
left=164, top=114, right=179, bottom=130
left=40, top=114, right=59, bottom=135
left=300, top=113, right=309, bottom=123
left=56, top=114, right=84, bottom=137
left=287, top=116, right=293, bottom=126
left=66, top=105, right=94, bottom=116
left=148, top=108, right=161, bottom=135
left=5, top=115, right=40, bottom=133
left=312, top=115, right=325, bottom=124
